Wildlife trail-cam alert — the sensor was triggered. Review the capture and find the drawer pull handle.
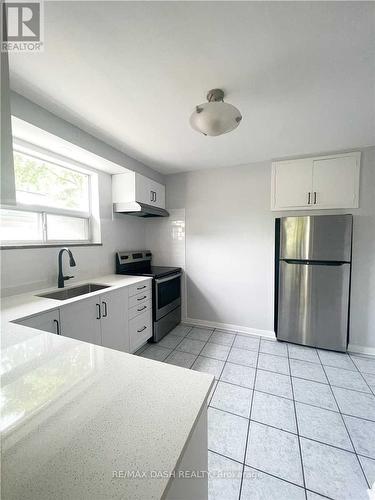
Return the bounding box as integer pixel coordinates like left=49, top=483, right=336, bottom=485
left=137, top=285, right=146, bottom=290
left=137, top=305, right=147, bottom=312
left=137, top=295, right=147, bottom=301
left=137, top=326, right=147, bottom=333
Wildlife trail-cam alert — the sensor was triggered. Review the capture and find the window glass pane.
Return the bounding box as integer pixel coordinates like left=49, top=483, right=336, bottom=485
left=14, top=151, right=90, bottom=212
left=46, top=214, right=88, bottom=241
left=0, top=209, right=43, bottom=242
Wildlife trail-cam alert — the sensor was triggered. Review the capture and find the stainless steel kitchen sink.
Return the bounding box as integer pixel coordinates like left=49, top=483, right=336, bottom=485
left=37, top=283, right=110, bottom=301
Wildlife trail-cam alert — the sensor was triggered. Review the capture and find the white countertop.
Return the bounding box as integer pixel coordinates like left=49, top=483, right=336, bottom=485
left=1, top=274, right=214, bottom=499
left=1, top=274, right=152, bottom=324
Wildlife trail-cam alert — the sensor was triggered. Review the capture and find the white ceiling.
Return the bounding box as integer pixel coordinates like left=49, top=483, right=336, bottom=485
left=9, top=1, right=375, bottom=175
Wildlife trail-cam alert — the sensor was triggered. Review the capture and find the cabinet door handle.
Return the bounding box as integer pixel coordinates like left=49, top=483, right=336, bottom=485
left=137, top=325, right=147, bottom=333
left=308, top=192, right=311, bottom=205
left=137, top=285, right=146, bottom=290
left=96, top=303, right=101, bottom=320
left=102, top=300, right=108, bottom=318
left=53, top=319, right=60, bottom=335
left=137, top=295, right=147, bottom=301
left=154, top=191, right=157, bottom=202
left=150, top=191, right=153, bottom=202
left=137, top=305, right=147, bottom=312
left=313, top=191, right=317, bottom=204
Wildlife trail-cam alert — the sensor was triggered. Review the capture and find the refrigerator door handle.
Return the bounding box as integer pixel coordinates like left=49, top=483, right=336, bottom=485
left=283, top=259, right=347, bottom=266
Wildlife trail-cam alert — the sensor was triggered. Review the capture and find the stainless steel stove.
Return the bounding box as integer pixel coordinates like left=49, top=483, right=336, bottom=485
left=116, top=250, right=182, bottom=342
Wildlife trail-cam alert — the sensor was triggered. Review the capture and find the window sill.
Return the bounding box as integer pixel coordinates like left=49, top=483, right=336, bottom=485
left=0, top=243, right=103, bottom=250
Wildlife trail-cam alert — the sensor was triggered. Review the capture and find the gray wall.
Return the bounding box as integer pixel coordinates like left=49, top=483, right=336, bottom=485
left=1, top=170, right=146, bottom=296
left=10, top=92, right=165, bottom=184
left=1, top=91, right=162, bottom=295
left=166, top=147, right=375, bottom=351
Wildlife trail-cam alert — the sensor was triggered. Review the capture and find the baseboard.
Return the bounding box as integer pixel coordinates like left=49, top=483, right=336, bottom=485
left=184, top=317, right=275, bottom=339
left=348, top=344, right=375, bottom=357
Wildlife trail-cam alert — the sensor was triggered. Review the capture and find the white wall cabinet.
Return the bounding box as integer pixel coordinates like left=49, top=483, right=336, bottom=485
left=112, top=171, right=166, bottom=209
left=15, top=310, right=60, bottom=335
left=271, top=152, right=360, bottom=210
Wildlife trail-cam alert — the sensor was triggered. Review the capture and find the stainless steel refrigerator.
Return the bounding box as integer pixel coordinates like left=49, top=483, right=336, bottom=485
left=275, top=215, right=353, bottom=352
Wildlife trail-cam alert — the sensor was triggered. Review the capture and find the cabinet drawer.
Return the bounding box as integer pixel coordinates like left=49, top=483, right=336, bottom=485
left=129, top=299, right=152, bottom=320
left=129, top=288, right=152, bottom=308
left=129, top=310, right=152, bottom=352
left=129, top=280, right=151, bottom=297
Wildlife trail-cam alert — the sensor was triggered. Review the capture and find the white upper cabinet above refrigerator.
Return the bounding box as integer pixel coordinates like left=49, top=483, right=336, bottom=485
left=272, top=159, right=312, bottom=209
left=271, top=152, right=361, bottom=211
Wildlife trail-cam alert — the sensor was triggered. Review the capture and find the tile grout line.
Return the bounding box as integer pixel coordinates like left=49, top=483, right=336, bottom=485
left=174, top=336, right=371, bottom=372
left=211, top=327, right=237, bottom=396
left=142, top=333, right=375, bottom=421
left=316, top=350, right=371, bottom=489
left=142, top=326, right=195, bottom=361
left=142, top=327, right=374, bottom=494
left=190, top=327, right=226, bottom=374
left=163, top=325, right=203, bottom=365
left=286, top=343, right=308, bottom=500
left=208, top=405, right=364, bottom=456
left=348, top=353, right=375, bottom=397
left=141, top=332, right=375, bottom=422
left=210, top=378, right=375, bottom=423
left=237, top=337, right=261, bottom=500
left=179, top=347, right=375, bottom=396
left=208, top=449, right=337, bottom=499
left=208, top=449, right=336, bottom=498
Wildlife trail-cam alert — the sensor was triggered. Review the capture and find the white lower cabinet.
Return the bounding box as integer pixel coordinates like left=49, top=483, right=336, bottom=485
left=60, top=296, right=102, bottom=346
left=15, top=309, right=60, bottom=335
left=15, top=280, right=152, bottom=354
left=100, top=288, right=129, bottom=352
left=129, top=300, right=152, bottom=320
left=128, top=288, right=152, bottom=308
left=128, top=283, right=153, bottom=353
left=129, top=310, right=152, bottom=353
left=60, top=287, right=129, bottom=350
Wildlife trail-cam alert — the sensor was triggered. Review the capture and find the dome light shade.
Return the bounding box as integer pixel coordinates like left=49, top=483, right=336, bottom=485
left=190, top=89, right=242, bottom=136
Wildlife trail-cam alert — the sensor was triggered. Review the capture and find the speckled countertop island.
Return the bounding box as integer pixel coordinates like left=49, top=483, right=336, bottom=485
left=1, top=275, right=214, bottom=499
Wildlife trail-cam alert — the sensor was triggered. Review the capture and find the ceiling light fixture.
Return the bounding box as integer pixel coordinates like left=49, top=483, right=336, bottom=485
left=190, top=88, right=242, bottom=137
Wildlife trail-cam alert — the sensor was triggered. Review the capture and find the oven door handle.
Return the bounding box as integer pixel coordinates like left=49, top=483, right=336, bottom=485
left=155, top=272, right=182, bottom=284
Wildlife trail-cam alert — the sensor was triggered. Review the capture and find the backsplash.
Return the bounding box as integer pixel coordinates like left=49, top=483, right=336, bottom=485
left=145, top=208, right=186, bottom=318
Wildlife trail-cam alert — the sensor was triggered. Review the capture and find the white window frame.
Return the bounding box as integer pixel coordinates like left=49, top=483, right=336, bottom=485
left=1, top=139, right=99, bottom=247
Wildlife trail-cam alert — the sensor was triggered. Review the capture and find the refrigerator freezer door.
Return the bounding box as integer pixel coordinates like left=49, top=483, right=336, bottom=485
left=277, top=261, right=350, bottom=351
left=279, top=215, right=352, bottom=262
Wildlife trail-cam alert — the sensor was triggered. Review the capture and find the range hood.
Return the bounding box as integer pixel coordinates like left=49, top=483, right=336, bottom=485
left=113, top=201, right=169, bottom=218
